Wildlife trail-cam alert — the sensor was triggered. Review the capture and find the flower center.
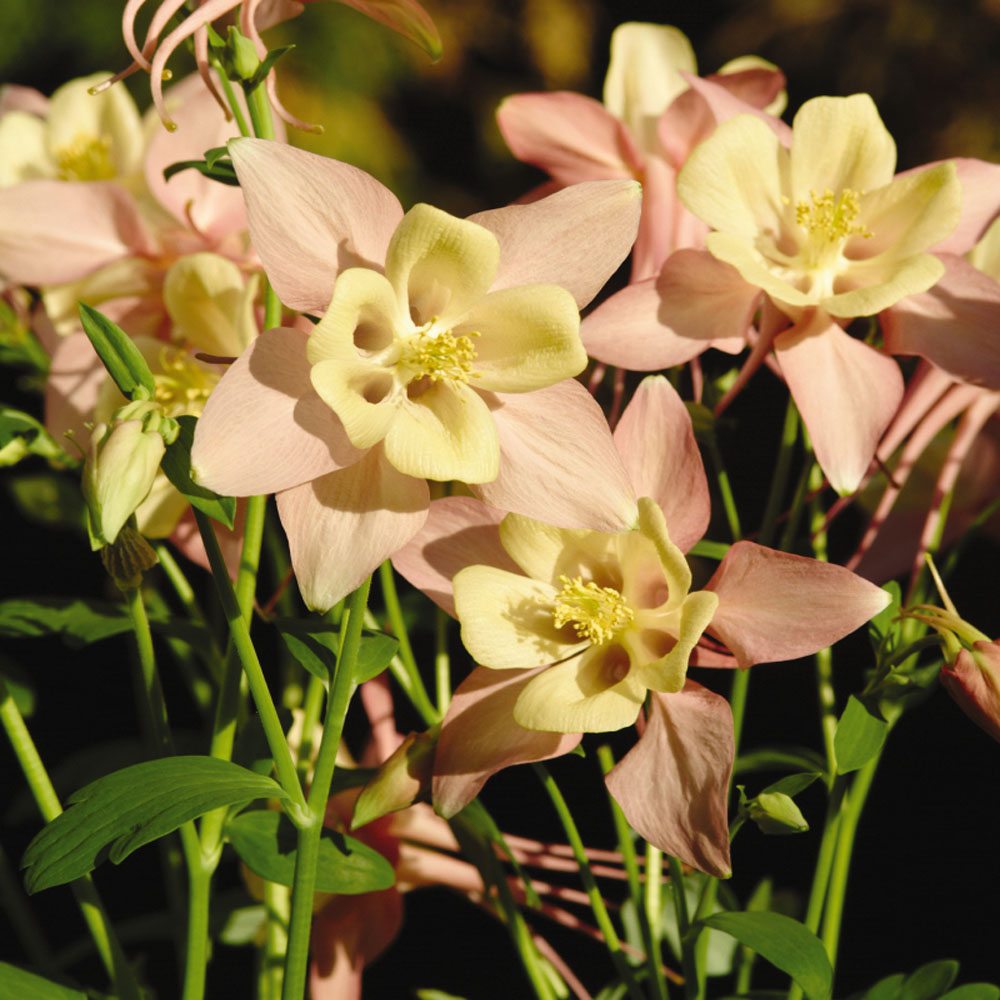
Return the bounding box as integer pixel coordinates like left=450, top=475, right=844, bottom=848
left=402, top=320, right=480, bottom=384
left=153, top=347, right=218, bottom=417
left=795, top=188, right=872, bottom=242
left=55, top=132, right=116, bottom=182
left=551, top=574, right=635, bottom=646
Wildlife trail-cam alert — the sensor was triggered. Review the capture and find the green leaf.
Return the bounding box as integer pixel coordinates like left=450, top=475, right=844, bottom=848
left=7, top=474, right=86, bottom=529
left=899, top=962, right=960, bottom=1000
left=275, top=618, right=398, bottom=683
left=940, top=986, right=1000, bottom=1000
left=735, top=746, right=828, bottom=776
left=700, top=911, right=832, bottom=1000
left=247, top=44, right=295, bottom=89
left=160, top=415, right=236, bottom=528
left=0, top=962, right=87, bottom=999
left=761, top=771, right=823, bottom=798
left=0, top=597, right=131, bottom=645
left=163, top=155, right=239, bottom=186
left=78, top=303, right=156, bottom=400
left=226, top=809, right=394, bottom=893
left=0, top=408, right=69, bottom=466
left=834, top=695, right=889, bottom=774
left=0, top=656, right=35, bottom=717
left=22, top=757, right=287, bottom=893
left=860, top=972, right=906, bottom=1000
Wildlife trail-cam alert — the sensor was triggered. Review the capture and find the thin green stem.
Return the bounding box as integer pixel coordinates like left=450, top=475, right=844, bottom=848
left=0, top=675, right=140, bottom=1000
left=435, top=605, right=451, bottom=716
left=379, top=560, right=418, bottom=673
left=213, top=63, right=251, bottom=137
left=668, top=855, right=699, bottom=1000
left=532, top=763, right=646, bottom=1000
left=758, top=396, right=799, bottom=548
left=598, top=745, right=667, bottom=1000
left=363, top=608, right=438, bottom=725
left=124, top=584, right=174, bottom=757
left=704, top=432, right=742, bottom=542
left=282, top=578, right=371, bottom=1000
left=0, top=834, right=56, bottom=970
left=194, top=508, right=306, bottom=813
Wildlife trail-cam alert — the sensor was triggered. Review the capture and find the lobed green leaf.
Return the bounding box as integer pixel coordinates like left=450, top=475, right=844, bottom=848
left=160, top=415, right=237, bottom=528
left=834, top=695, right=889, bottom=774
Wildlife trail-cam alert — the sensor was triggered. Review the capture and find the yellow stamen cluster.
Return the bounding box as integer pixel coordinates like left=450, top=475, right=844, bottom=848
left=55, top=133, right=115, bottom=182
left=403, top=321, right=480, bottom=383
left=551, top=574, right=634, bottom=646
left=153, top=348, right=218, bottom=417
left=795, top=188, right=872, bottom=241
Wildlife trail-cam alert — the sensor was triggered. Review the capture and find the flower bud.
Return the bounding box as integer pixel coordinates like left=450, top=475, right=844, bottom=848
left=82, top=400, right=168, bottom=548
left=747, top=791, right=809, bottom=836
left=939, top=640, right=1000, bottom=743
left=351, top=726, right=438, bottom=830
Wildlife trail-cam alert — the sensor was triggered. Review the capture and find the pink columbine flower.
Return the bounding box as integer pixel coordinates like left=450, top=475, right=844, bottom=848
left=190, top=138, right=641, bottom=611
left=394, top=376, right=890, bottom=875
left=100, top=0, right=441, bottom=133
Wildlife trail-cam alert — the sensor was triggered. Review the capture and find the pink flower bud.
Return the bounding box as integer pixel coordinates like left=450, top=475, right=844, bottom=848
left=939, top=640, right=1000, bottom=743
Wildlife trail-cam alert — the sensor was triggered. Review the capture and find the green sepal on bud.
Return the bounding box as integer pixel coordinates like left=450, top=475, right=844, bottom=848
left=82, top=400, right=177, bottom=549
left=351, top=725, right=439, bottom=830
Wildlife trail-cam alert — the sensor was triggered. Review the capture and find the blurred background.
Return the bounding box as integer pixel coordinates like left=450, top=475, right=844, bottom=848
left=2, top=0, right=999, bottom=997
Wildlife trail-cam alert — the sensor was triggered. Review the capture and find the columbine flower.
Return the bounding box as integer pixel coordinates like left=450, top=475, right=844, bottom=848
left=677, top=93, right=961, bottom=319
left=191, top=138, right=641, bottom=611
left=395, top=376, right=890, bottom=875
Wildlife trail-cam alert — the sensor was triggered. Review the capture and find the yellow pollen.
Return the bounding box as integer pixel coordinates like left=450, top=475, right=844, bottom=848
left=551, top=574, right=634, bottom=646
left=55, top=132, right=116, bottom=182
left=153, top=348, right=218, bottom=417
left=795, top=188, right=872, bottom=241
left=403, top=320, right=480, bottom=383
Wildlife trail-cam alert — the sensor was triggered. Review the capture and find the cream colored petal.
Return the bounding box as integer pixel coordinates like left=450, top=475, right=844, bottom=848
left=636, top=497, right=691, bottom=611
left=0, top=111, right=53, bottom=184
left=163, top=253, right=257, bottom=357
left=677, top=114, right=788, bottom=240
left=47, top=73, right=143, bottom=180
left=824, top=254, right=945, bottom=318
left=635, top=589, right=718, bottom=693
left=309, top=356, right=398, bottom=450
left=135, top=472, right=189, bottom=539
left=514, top=649, right=646, bottom=733
left=462, top=284, right=584, bottom=392
left=307, top=267, right=403, bottom=366
left=854, top=162, right=961, bottom=261
left=789, top=94, right=896, bottom=200
left=386, top=204, right=499, bottom=323
left=703, top=231, right=813, bottom=308
left=453, top=565, right=576, bottom=669
left=604, top=22, right=696, bottom=149
left=499, top=514, right=619, bottom=587
left=384, top=381, right=499, bottom=483
left=969, top=215, right=1000, bottom=280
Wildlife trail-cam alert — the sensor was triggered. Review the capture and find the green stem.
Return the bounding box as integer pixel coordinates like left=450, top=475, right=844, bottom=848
left=124, top=584, right=173, bottom=757
left=363, top=607, right=439, bottom=725
left=213, top=62, right=251, bottom=137
left=0, top=835, right=56, bottom=970
left=0, top=675, right=140, bottom=1000
left=758, top=396, right=799, bottom=548
left=668, top=855, right=699, bottom=1000
left=532, top=763, right=646, bottom=1000
left=598, top=745, right=667, bottom=1000
left=704, top=432, right=742, bottom=542
left=435, top=606, right=451, bottom=716
left=281, top=578, right=371, bottom=1000
left=194, top=508, right=306, bottom=813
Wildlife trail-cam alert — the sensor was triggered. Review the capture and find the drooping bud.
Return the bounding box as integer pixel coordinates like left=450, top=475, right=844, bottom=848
left=82, top=400, right=176, bottom=548
left=939, top=640, right=1000, bottom=743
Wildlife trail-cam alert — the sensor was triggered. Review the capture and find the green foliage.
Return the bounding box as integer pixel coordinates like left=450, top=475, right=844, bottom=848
left=77, top=304, right=156, bottom=401
left=163, top=147, right=240, bottom=187
left=700, top=910, right=832, bottom=1000
left=226, top=809, right=394, bottom=893
left=274, top=617, right=398, bottom=683
left=0, top=408, right=69, bottom=467
left=7, top=473, right=86, bottom=529
left=22, top=757, right=288, bottom=892
left=834, top=695, right=889, bottom=774
left=0, top=962, right=88, bottom=999
left=160, top=415, right=237, bottom=528
left=854, top=961, right=999, bottom=1000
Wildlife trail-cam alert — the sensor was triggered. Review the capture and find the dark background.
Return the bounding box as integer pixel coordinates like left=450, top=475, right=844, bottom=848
left=2, top=0, right=999, bottom=996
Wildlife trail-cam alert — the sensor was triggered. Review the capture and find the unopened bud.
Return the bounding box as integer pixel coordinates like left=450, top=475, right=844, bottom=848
left=227, top=26, right=261, bottom=81
left=747, top=791, right=809, bottom=835
left=351, top=726, right=439, bottom=830
left=940, top=640, right=1000, bottom=743
left=82, top=401, right=168, bottom=548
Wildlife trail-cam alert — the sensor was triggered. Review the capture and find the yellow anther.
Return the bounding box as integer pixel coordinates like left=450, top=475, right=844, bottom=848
left=153, top=348, right=217, bottom=417
left=795, top=188, right=872, bottom=241
left=55, top=132, right=115, bottom=182
left=403, top=321, right=480, bottom=383
left=551, top=574, right=634, bottom=646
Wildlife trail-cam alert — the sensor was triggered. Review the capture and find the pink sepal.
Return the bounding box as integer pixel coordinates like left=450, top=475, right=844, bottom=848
left=604, top=682, right=733, bottom=878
